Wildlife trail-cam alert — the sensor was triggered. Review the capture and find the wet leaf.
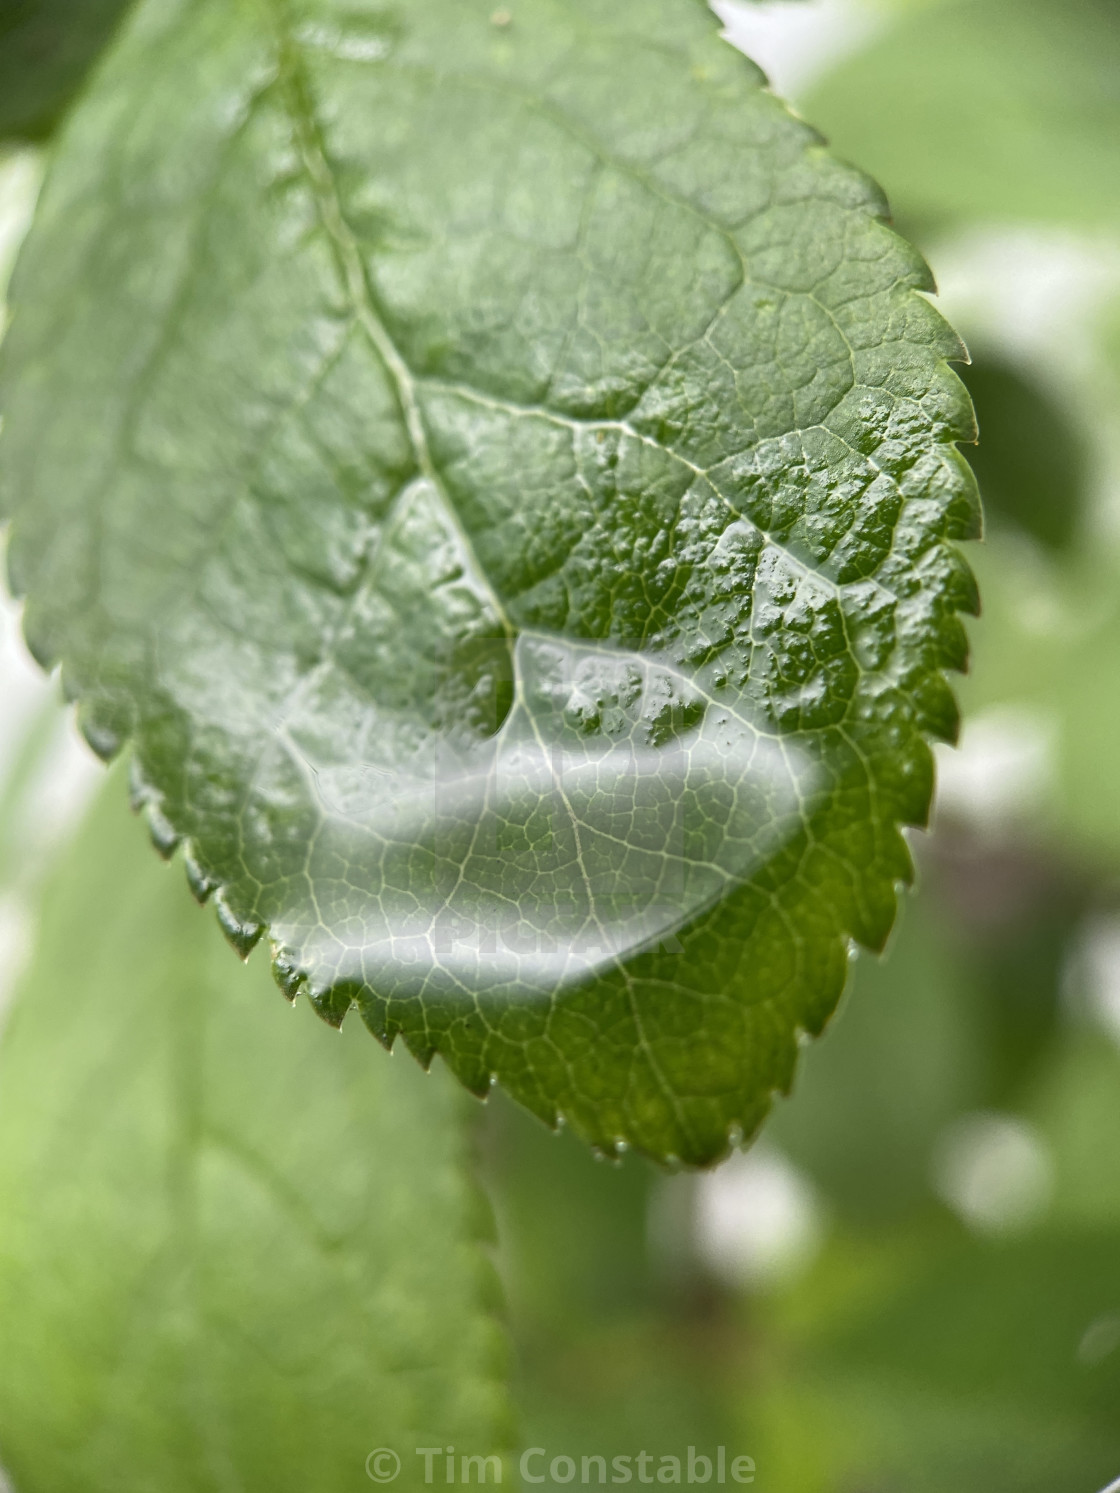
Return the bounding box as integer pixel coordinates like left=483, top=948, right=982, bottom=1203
left=0, top=770, right=510, bottom=1493
left=0, top=0, right=979, bottom=1162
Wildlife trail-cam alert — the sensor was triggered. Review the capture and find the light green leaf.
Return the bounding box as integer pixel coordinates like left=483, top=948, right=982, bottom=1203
left=805, top=0, right=1120, bottom=235
left=0, top=0, right=978, bottom=1163
left=0, top=770, right=511, bottom=1493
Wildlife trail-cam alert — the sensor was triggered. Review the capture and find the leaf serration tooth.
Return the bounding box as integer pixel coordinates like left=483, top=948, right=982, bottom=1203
left=307, top=979, right=355, bottom=1028
left=214, top=892, right=264, bottom=959
left=271, top=953, right=306, bottom=1002
left=126, top=758, right=151, bottom=814
left=78, top=715, right=123, bottom=763
left=183, top=848, right=217, bottom=904
left=144, top=803, right=180, bottom=860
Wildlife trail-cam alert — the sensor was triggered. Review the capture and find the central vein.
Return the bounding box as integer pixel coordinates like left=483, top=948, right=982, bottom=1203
left=270, top=6, right=516, bottom=640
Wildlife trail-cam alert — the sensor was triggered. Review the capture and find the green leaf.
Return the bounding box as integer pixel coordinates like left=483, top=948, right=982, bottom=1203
left=0, top=768, right=511, bottom=1493
left=0, top=0, right=135, bottom=142
left=0, top=0, right=979, bottom=1163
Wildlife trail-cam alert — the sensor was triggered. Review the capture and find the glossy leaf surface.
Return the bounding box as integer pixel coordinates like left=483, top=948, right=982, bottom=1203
left=0, top=0, right=979, bottom=1161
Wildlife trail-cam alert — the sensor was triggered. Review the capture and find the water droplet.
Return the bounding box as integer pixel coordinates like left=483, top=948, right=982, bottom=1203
left=282, top=633, right=815, bottom=1002
left=272, top=954, right=305, bottom=1001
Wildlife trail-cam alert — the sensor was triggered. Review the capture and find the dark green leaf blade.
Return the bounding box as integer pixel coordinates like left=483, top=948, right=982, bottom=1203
left=0, top=769, right=511, bottom=1493
left=0, top=0, right=979, bottom=1163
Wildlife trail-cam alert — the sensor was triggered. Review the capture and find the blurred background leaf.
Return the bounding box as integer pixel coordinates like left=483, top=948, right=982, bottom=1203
left=0, top=0, right=134, bottom=142
left=0, top=770, right=512, bottom=1493
left=957, top=356, right=1087, bottom=553
left=805, top=0, right=1120, bottom=238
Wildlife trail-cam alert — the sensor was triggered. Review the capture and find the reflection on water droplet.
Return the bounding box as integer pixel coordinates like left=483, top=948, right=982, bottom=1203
left=293, top=19, right=395, bottom=62
left=1078, top=1313, right=1120, bottom=1368
left=286, top=633, right=815, bottom=999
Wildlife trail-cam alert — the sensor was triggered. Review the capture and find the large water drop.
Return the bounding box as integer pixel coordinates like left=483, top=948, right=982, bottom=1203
left=290, top=633, right=814, bottom=999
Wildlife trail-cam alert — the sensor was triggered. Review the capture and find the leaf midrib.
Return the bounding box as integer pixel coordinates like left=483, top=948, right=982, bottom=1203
left=269, top=1, right=518, bottom=646
left=264, top=8, right=713, bottom=1137
left=266, top=2, right=905, bottom=917
left=267, top=2, right=906, bottom=646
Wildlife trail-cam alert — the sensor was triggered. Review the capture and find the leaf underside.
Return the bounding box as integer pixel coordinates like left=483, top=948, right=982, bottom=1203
left=0, top=0, right=979, bottom=1164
